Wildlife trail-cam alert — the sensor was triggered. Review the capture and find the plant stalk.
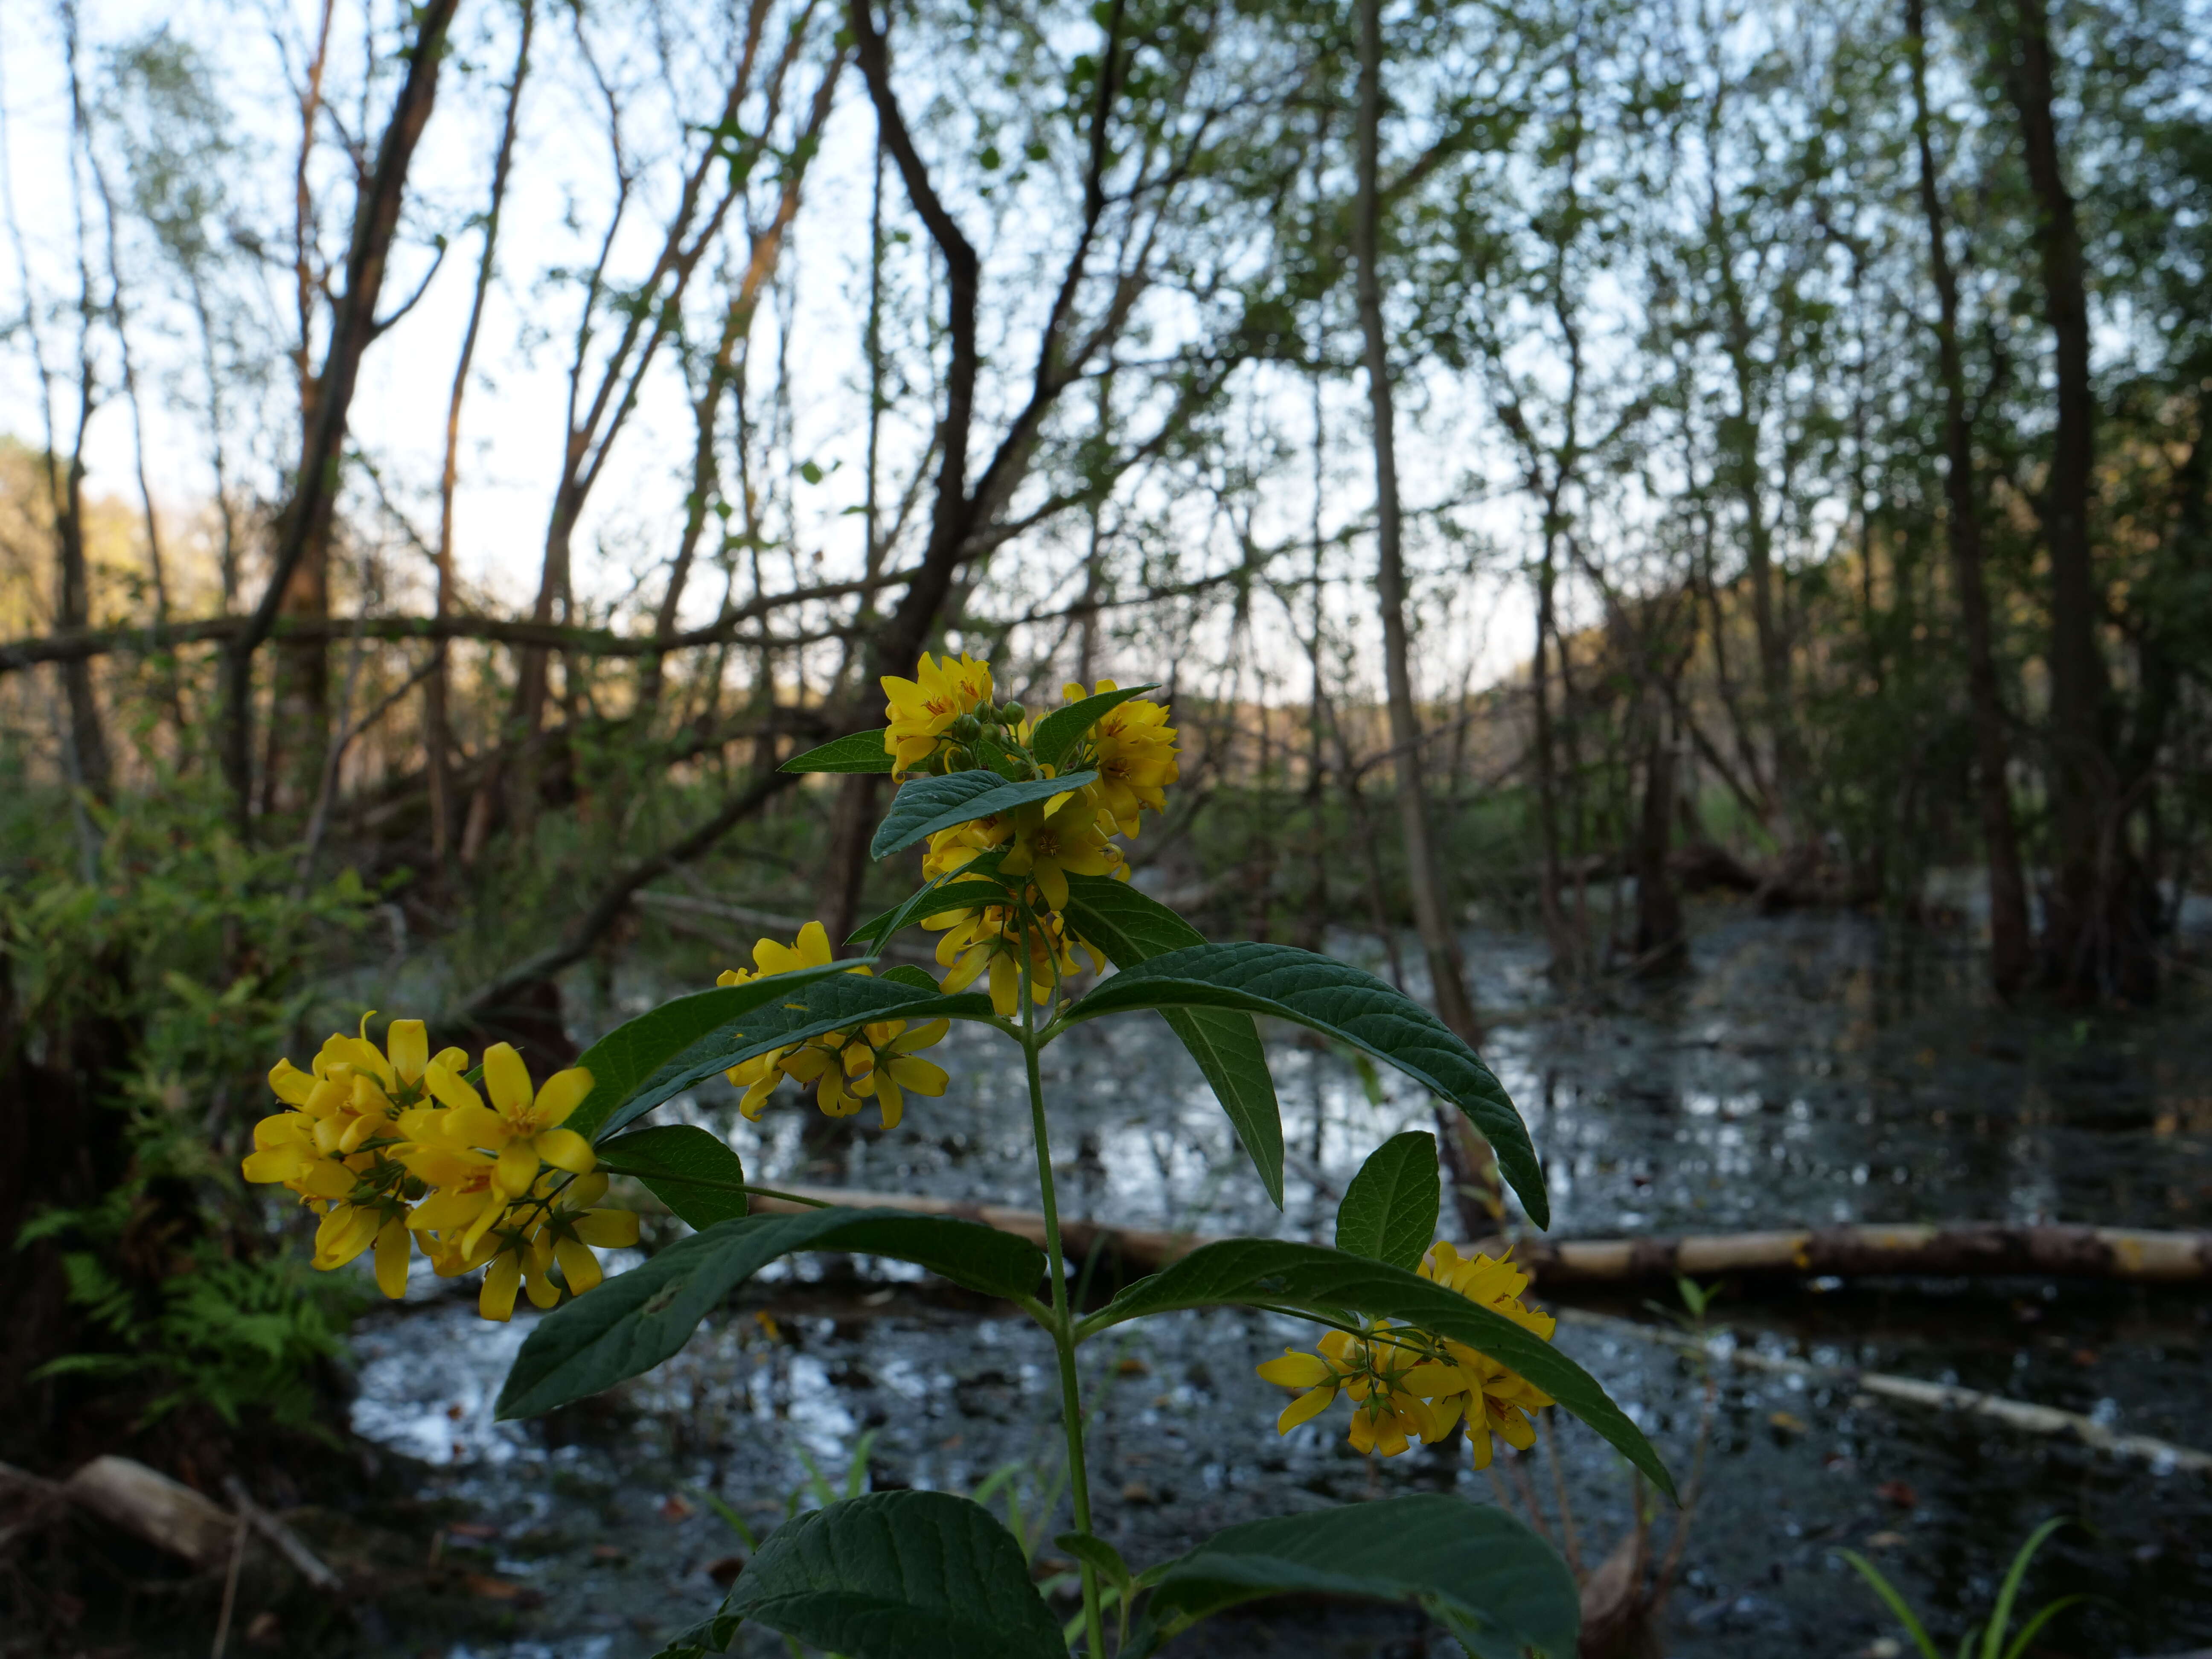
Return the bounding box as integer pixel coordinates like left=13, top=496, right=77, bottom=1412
left=1021, top=977, right=1109, bottom=1656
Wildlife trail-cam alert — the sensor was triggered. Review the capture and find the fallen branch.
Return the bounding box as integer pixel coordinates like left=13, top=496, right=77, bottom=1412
left=1497, top=1222, right=2212, bottom=1286
left=1560, top=1308, right=2212, bottom=1475
left=223, top=1476, right=341, bottom=1592
left=737, top=1187, right=2212, bottom=1287
left=63, top=1455, right=233, bottom=1569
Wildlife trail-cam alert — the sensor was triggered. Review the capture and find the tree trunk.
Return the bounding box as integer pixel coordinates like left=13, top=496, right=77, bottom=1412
left=1530, top=538, right=1573, bottom=974
left=431, top=0, right=535, bottom=872
left=1630, top=701, right=1684, bottom=971
left=1353, top=0, right=1480, bottom=1045
left=1990, top=0, right=2151, bottom=999
left=1909, top=0, right=2031, bottom=997
left=218, top=0, right=461, bottom=830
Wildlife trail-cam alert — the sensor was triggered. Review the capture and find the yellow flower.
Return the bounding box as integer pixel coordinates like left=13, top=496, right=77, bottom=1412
left=881, top=651, right=995, bottom=771
left=1060, top=680, right=1180, bottom=835
left=413, top=1043, right=596, bottom=1202
left=713, top=923, right=948, bottom=1129
left=998, top=792, right=1119, bottom=912
left=243, top=1017, right=467, bottom=1300
left=921, top=814, right=1014, bottom=882
left=1254, top=1246, right=1557, bottom=1466
left=857, top=1021, right=950, bottom=1129
left=934, top=902, right=1102, bottom=1016
left=1256, top=1323, right=1459, bottom=1455
left=474, top=1172, right=641, bottom=1321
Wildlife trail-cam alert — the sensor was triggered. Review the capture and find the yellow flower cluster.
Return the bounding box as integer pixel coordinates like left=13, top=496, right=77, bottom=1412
left=242, top=1018, right=637, bottom=1321
left=717, top=921, right=950, bottom=1130
left=1255, top=1245, right=1557, bottom=1469
left=882, top=661, right=1180, bottom=1018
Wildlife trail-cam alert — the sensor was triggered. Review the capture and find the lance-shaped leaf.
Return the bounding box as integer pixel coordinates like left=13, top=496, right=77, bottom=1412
left=1124, top=1496, right=1577, bottom=1659
left=498, top=1210, right=1046, bottom=1418
left=782, top=729, right=896, bottom=773
left=1077, top=1238, right=1672, bottom=1499
left=848, top=875, right=1012, bottom=950
left=1028, top=682, right=1160, bottom=771
left=719, top=1492, right=1068, bottom=1659
left=1063, top=943, right=1547, bottom=1227
left=1060, top=874, right=1283, bottom=1208
left=595, top=1125, right=751, bottom=1230
left=593, top=972, right=998, bottom=1141
left=870, top=770, right=1097, bottom=859
left=567, top=965, right=859, bottom=1142
left=1335, top=1132, right=1441, bottom=1271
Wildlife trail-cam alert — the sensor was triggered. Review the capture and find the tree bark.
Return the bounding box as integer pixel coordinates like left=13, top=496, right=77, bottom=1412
left=1908, top=0, right=2031, bottom=997
left=1630, top=700, right=1684, bottom=970
left=1353, top=0, right=1480, bottom=1045
left=1990, top=0, right=2149, bottom=1000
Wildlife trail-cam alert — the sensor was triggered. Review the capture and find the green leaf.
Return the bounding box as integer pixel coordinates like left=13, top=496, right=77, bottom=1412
left=1060, top=874, right=1283, bottom=1208
left=498, top=1209, right=1045, bottom=1418
left=1054, top=1531, right=1133, bottom=1594
left=1064, top=943, right=1547, bottom=1228
left=879, top=964, right=940, bottom=991
left=1028, top=682, right=1159, bottom=771
left=568, top=965, right=860, bottom=1142
left=1124, top=1496, right=1577, bottom=1659
left=1079, top=1238, right=1672, bottom=1499
left=723, top=1492, right=1067, bottom=1659
left=596, top=1126, right=750, bottom=1229
left=1336, top=1132, right=1440, bottom=1271
left=782, top=729, right=894, bottom=773
left=594, top=972, right=998, bottom=1141
left=870, top=770, right=1098, bottom=859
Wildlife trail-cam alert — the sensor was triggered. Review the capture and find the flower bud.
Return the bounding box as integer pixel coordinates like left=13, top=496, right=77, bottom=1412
left=999, top=700, right=1025, bottom=726
left=949, top=712, right=981, bottom=742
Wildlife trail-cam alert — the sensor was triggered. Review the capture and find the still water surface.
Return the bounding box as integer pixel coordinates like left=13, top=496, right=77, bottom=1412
left=347, top=905, right=2212, bottom=1656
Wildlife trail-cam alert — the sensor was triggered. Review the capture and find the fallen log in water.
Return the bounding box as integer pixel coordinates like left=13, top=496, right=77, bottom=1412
left=1560, top=1308, right=2212, bottom=1475
left=742, top=1185, right=2212, bottom=1286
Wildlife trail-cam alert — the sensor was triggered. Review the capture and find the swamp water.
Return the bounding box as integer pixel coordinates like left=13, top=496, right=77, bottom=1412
left=338, top=905, right=2212, bottom=1657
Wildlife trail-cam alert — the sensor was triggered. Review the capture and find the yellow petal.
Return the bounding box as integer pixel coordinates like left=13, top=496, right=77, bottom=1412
left=386, top=1020, right=429, bottom=1084
left=872, top=1070, right=904, bottom=1129
left=269, top=1059, right=316, bottom=1106
left=425, top=1060, right=486, bottom=1115
left=479, top=1254, right=521, bottom=1321
left=534, top=1127, right=596, bottom=1175
left=1035, top=862, right=1070, bottom=912
left=988, top=954, right=1019, bottom=1018
left=553, top=1237, right=604, bottom=1295
left=1276, top=1385, right=1338, bottom=1435
left=1466, top=1424, right=1495, bottom=1470
left=533, top=1066, right=594, bottom=1128
left=523, top=1266, right=562, bottom=1310
left=796, top=921, right=832, bottom=967
left=886, top=1057, right=949, bottom=1097
left=1494, top=1405, right=1538, bottom=1452
left=494, top=1141, right=541, bottom=1198
left=481, top=1043, right=534, bottom=1117
left=565, top=1172, right=610, bottom=1210
left=1257, top=1350, right=1335, bottom=1389
left=573, top=1208, right=640, bottom=1248
left=373, top=1218, right=412, bottom=1299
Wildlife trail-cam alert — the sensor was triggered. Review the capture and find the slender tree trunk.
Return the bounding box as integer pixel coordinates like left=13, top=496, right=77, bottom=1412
left=1353, top=0, right=1479, bottom=1045
left=1990, top=0, right=2148, bottom=999
left=431, top=0, right=534, bottom=875
left=1631, top=695, right=1684, bottom=970
left=1530, top=535, right=1572, bottom=973
left=1909, top=0, right=2030, bottom=996
left=218, top=0, right=459, bottom=830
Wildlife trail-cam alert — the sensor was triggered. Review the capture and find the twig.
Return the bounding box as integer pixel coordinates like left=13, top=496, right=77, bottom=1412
left=209, top=1516, right=247, bottom=1659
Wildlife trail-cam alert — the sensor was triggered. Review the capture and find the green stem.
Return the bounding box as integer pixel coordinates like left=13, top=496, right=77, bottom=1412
left=1021, top=970, right=1109, bottom=1657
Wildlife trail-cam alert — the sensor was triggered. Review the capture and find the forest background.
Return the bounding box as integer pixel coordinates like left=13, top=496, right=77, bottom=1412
left=0, top=0, right=2206, bottom=1606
